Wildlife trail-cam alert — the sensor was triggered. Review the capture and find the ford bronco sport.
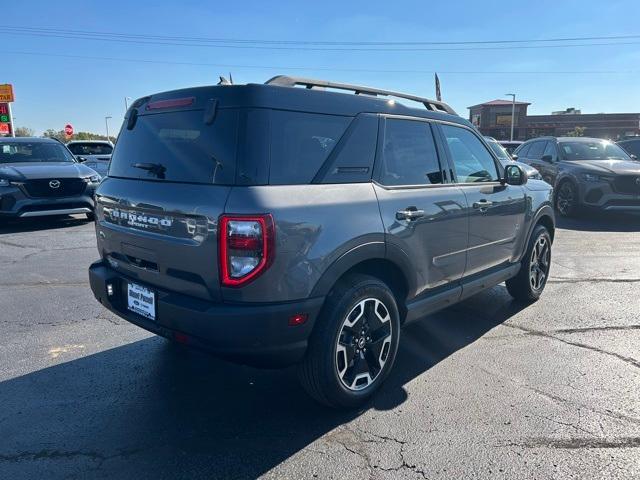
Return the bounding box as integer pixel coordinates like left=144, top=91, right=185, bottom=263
left=89, top=76, right=555, bottom=408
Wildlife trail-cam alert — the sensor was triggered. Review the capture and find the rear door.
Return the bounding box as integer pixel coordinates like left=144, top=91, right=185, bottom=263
left=437, top=123, right=527, bottom=277
left=374, top=117, right=468, bottom=296
left=95, top=100, right=241, bottom=302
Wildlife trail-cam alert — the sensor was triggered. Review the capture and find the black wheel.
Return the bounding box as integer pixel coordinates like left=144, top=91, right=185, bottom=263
left=555, top=181, right=578, bottom=217
left=86, top=211, right=95, bottom=221
left=298, top=274, right=401, bottom=408
left=506, top=225, right=552, bottom=303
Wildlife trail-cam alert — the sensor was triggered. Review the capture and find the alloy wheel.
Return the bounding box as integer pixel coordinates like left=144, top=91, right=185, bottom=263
left=335, top=298, right=393, bottom=391
left=529, top=236, right=550, bottom=291
left=556, top=183, right=575, bottom=216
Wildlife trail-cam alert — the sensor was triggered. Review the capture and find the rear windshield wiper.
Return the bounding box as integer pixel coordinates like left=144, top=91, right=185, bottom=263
left=132, top=162, right=166, bottom=179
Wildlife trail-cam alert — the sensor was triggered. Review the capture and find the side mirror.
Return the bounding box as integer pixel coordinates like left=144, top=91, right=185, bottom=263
left=77, top=156, right=87, bottom=162
left=511, top=154, right=518, bottom=161
left=503, top=164, right=528, bottom=186
left=541, top=154, right=553, bottom=163
left=630, top=154, right=638, bottom=161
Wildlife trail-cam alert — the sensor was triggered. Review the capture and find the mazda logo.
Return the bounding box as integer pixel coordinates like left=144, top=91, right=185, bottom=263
left=49, top=180, right=61, bottom=189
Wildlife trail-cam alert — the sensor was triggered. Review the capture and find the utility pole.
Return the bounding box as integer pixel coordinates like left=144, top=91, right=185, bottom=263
left=105, top=116, right=112, bottom=141
left=506, top=93, right=516, bottom=142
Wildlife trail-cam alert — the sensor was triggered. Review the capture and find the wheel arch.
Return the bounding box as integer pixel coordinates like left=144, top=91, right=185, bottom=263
left=310, top=242, right=415, bottom=321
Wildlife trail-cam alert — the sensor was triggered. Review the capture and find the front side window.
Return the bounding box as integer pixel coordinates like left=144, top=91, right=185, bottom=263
left=528, top=141, right=546, bottom=160
left=379, top=119, right=442, bottom=186
left=441, top=124, right=499, bottom=183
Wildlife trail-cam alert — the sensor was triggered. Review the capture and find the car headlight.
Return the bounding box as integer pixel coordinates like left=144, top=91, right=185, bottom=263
left=83, top=175, right=101, bottom=184
left=583, top=173, right=610, bottom=183
left=0, top=178, right=10, bottom=187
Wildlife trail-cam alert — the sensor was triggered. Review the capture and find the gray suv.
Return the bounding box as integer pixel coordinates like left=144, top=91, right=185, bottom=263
left=514, top=136, right=640, bottom=216
left=89, top=76, right=555, bottom=407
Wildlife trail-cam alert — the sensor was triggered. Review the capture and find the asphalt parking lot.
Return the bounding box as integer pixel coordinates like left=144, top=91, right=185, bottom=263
left=1, top=213, right=639, bottom=479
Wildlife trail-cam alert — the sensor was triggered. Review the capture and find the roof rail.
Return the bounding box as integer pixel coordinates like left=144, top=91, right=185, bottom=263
left=265, top=75, right=457, bottom=116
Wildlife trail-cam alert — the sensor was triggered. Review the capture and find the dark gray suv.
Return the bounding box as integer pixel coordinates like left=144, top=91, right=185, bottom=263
left=89, top=76, right=555, bottom=407
left=514, top=136, right=640, bottom=216
left=0, top=137, right=99, bottom=220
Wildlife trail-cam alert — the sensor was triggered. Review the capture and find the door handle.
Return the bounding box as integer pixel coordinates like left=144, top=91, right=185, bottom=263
left=396, top=208, right=425, bottom=221
left=472, top=200, right=493, bottom=211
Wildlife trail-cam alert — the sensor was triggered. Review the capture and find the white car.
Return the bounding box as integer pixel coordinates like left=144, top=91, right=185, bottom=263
left=66, top=140, right=113, bottom=177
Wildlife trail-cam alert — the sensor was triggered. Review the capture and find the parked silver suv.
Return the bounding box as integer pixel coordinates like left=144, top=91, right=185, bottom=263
left=89, top=76, right=555, bottom=407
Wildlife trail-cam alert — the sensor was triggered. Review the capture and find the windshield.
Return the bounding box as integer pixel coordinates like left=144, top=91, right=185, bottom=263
left=0, top=142, right=76, bottom=163
left=67, top=142, right=113, bottom=155
left=559, top=140, right=631, bottom=161
left=486, top=140, right=512, bottom=162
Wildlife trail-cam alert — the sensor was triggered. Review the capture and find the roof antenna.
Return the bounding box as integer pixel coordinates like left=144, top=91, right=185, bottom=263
left=229, top=72, right=233, bottom=84
left=217, top=75, right=231, bottom=86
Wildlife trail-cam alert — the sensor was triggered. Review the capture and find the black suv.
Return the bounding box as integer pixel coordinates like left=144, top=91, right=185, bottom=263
left=89, top=76, right=555, bottom=407
left=514, top=136, right=640, bottom=216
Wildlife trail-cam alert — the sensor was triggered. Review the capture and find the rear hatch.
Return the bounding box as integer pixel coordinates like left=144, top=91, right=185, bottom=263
left=95, top=90, right=240, bottom=302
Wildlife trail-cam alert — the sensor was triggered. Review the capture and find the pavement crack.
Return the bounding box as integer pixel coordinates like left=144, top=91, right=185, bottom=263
left=504, top=324, right=640, bottom=370
left=551, top=325, right=640, bottom=334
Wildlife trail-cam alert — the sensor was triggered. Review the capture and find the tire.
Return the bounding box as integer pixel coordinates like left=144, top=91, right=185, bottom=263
left=86, top=211, right=95, bottom=221
left=506, top=225, right=552, bottom=303
left=298, top=274, right=401, bottom=409
left=555, top=180, right=579, bottom=217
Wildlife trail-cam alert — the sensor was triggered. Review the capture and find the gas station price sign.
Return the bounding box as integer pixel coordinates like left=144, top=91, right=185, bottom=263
left=0, top=103, right=9, bottom=123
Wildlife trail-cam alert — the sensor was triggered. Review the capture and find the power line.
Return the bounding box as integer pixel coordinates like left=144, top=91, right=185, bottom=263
left=2, top=25, right=640, bottom=46
left=1, top=26, right=640, bottom=51
left=4, top=50, right=638, bottom=75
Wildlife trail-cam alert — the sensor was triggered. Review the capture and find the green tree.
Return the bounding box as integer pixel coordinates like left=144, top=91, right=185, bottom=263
left=566, top=126, right=586, bottom=137
left=13, top=126, right=35, bottom=137
left=42, top=129, right=66, bottom=141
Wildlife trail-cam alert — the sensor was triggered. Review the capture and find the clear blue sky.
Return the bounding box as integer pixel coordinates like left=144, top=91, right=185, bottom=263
left=3, top=0, right=640, bottom=135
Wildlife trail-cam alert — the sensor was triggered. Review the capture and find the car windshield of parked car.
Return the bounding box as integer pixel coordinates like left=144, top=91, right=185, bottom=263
left=486, top=140, right=512, bottom=163
left=559, top=141, right=631, bottom=161
left=0, top=142, right=76, bottom=163
left=67, top=142, right=113, bottom=156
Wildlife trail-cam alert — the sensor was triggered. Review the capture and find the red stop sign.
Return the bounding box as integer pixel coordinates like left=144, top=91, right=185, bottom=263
left=64, top=124, right=74, bottom=136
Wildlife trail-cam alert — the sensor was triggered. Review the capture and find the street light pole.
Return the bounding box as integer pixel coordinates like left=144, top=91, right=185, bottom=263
left=105, top=116, right=112, bottom=141
left=8, top=102, right=15, bottom=137
left=506, top=93, right=516, bottom=142
left=124, top=96, right=132, bottom=111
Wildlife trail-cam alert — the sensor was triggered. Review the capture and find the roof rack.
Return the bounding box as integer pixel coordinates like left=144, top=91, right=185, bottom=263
left=265, top=75, right=457, bottom=116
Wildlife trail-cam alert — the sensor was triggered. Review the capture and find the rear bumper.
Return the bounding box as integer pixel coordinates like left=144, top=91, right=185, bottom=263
left=88, top=260, right=324, bottom=367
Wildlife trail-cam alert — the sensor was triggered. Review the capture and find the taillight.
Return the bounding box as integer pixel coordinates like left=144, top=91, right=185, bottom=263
left=219, top=214, right=275, bottom=287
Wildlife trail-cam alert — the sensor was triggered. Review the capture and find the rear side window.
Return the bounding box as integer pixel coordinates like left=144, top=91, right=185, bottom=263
left=440, top=124, right=499, bottom=183
left=268, top=111, right=350, bottom=184
left=379, top=119, right=442, bottom=186
left=109, top=109, right=238, bottom=184
left=619, top=139, right=640, bottom=157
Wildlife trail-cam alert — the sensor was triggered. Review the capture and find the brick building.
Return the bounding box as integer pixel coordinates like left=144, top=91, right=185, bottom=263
left=469, top=99, right=640, bottom=141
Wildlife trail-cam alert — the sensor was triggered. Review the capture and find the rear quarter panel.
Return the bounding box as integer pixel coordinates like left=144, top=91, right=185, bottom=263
left=223, top=183, right=384, bottom=303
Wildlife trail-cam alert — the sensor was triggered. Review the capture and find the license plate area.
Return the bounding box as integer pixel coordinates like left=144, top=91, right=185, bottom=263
left=127, top=282, right=156, bottom=321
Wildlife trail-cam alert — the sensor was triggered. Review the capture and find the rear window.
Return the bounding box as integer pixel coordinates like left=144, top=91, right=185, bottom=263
left=268, top=111, right=350, bottom=184
left=109, top=109, right=238, bottom=184
left=68, top=142, right=113, bottom=155
left=109, top=108, right=351, bottom=185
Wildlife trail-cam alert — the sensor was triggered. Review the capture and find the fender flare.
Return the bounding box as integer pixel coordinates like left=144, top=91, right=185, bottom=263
left=309, top=240, right=417, bottom=298
left=518, top=205, right=555, bottom=262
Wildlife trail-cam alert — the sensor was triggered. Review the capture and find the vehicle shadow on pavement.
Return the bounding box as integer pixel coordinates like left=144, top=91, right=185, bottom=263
left=0, top=286, right=525, bottom=479
left=0, top=215, right=92, bottom=235
left=556, top=211, right=640, bottom=232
